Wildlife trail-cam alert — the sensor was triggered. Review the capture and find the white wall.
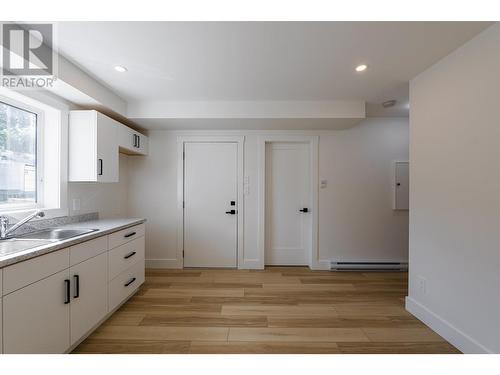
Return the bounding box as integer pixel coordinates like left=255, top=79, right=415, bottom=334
left=406, top=23, right=500, bottom=353
left=68, top=153, right=130, bottom=219
left=127, top=117, right=409, bottom=268
left=319, top=119, right=409, bottom=263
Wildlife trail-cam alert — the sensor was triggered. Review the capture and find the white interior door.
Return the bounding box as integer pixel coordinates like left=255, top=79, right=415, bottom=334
left=394, top=161, right=409, bottom=210
left=265, top=142, right=311, bottom=266
left=184, top=142, right=238, bottom=268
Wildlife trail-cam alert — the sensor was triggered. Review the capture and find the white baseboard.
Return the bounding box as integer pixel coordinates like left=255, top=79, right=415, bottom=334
left=239, top=259, right=264, bottom=269
left=145, top=258, right=182, bottom=269
left=311, top=260, right=331, bottom=270
left=405, top=296, right=492, bottom=354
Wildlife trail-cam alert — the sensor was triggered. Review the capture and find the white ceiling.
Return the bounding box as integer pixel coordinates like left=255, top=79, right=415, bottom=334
left=55, top=21, right=491, bottom=127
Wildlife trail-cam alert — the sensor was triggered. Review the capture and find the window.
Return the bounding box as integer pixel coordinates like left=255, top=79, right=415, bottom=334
left=0, top=89, right=65, bottom=218
left=0, top=100, right=40, bottom=210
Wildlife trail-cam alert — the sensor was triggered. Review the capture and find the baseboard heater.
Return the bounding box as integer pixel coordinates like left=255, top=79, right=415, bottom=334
left=330, top=261, right=408, bottom=271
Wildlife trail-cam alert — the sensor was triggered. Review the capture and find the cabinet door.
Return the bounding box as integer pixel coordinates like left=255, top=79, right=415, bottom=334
left=70, top=252, right=108, bottom=345
left=3, top=269, right=70, bottom=353
left=96, top=112, right=119, bottom=182
left=121, top=127, right=148, bottom=155
left=135, top=133, right=148, bottom=155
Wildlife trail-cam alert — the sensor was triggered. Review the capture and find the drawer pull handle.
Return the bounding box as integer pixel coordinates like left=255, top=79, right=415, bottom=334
left=124, top=277, right=136, bottom=287
left=64, top=279, right=71, bottom=304
left=124, top=231, right=136, bottom=238
left=73, top=274, right=80, bottom=299
left=124, top=251, right=137, bottom=259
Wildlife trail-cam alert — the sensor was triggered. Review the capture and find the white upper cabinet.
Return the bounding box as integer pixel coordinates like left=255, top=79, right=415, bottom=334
left=119, top=126, right=148, bottom=155
left=69, top=110, right=148, bottom=182
left=69, top=110, right=119, bottom=182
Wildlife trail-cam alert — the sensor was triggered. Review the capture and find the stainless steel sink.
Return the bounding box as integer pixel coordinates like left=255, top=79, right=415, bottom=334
left=16, top=228, right=98, bottom=241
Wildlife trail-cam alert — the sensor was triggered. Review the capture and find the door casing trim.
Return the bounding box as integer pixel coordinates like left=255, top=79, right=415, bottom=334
left=257, top=135, right=323, bottom=270
left=177, top=136, right=245, bottom=269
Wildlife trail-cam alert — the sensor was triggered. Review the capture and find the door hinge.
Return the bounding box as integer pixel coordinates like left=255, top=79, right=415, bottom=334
left=183, top=201, right=185, bottom=208
left=182, top=250, right=184, bottom=258
left=183, top=151, right=185, bottom=160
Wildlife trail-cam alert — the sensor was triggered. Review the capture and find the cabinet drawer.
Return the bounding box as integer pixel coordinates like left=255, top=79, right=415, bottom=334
left=108, top=223, right=145, bottom=249
left=108, top=260, right=144, bottom=312
left=70, top=236, right=108, bottom=266
left=108, top=236, right=145, bottom=281
left=3, top=248, right=70, bottom=295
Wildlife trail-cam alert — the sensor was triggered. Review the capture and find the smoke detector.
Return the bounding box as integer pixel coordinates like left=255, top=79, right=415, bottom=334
left=382, top=100, right=397, bottom=108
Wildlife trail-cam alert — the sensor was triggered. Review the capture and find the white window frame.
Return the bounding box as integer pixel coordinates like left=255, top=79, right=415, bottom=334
left=0, top=88, right=68, bottom=220
left=0, top=94, right=44, bottom=212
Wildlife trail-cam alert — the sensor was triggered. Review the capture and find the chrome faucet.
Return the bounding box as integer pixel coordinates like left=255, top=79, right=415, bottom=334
left=0, top=210, right=45, bottom=240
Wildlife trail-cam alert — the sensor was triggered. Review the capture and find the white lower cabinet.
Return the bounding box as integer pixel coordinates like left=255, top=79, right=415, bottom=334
left=1, top=225, right=145, bottom=353
left=109, top=260, right=145, bottom=313
left=0, top=297, right=3, bottom=354
left=70, top=252, right=108, bottom=346
left=3, top=269, right=71, bottom=354
left=0, top=268, right=2, bottom=354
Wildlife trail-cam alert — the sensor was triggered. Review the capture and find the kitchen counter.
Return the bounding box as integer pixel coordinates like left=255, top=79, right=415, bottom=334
left=0, top=218, right=146, bottom=268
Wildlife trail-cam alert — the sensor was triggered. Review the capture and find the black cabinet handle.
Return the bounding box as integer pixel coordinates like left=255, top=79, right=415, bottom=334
left=133, top=134, right=141, bottom=148
left=124, top=277, right=136, bottom=287
left=124, top=251, right=136, bottom=259
left=73, top=275, right=80, bottom=299
left=225, top=210, right=236, bottom=215
left=64, top=279, right=70, bottom=304
left=299, top=208, right=309, bottom=213
left=98, top=159, right=103, bottom=176
left=124, top=231, right=136, bottom=238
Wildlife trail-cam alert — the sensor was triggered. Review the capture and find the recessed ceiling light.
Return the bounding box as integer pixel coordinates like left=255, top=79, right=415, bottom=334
left=114, top=65, right=128, bottom=73
left=355, top=64, right=368, bottom=72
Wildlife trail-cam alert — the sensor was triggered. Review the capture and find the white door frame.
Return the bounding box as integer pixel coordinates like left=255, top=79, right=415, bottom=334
left=177, top=136, right=245, bottom=268
left=257, top=135, right=321, bottom=270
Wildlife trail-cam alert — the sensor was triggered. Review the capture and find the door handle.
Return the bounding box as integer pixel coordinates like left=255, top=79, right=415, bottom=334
left=299, top=208, right=309, bottom=213
left=98, top=158, right=103, bottom=176
left=225, top=210, right=237, bottom=215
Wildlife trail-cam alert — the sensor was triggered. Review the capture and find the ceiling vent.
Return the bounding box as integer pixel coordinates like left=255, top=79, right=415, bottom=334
left=382, top=99, right=397, bottom=108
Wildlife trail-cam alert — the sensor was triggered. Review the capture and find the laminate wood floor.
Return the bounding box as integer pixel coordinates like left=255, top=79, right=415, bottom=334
left=73, top=267, right=460, bottom=354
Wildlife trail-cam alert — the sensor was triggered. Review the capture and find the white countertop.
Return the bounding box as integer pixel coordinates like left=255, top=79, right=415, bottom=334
left=0, top=218, right=146, bottom=268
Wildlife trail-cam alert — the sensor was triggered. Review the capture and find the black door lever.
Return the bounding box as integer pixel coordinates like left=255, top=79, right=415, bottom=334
left=299, top=208, right=309, bottom=213
left=225, top=210, right=237, bottom=215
